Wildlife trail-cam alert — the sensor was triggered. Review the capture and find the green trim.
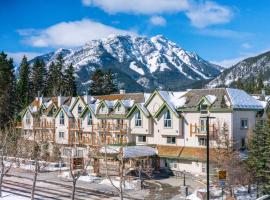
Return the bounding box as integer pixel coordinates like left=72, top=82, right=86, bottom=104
left=97, top=114, right=126, bottom=119
left=144, top=90, right=162, bottom=107
left=126, top=103, right=149, bottom=118
left=96, top=100, right=109, bottom=113
left=53, top=107, right=72, bottom=118
left=177, top=108, right=233, bottom=112
left=113, top=100, right=124, bottom=109
left=80, top=105, right=96, bottom=118
left=70, top=96, right=86, bottom=112
left=154, top=102, right=179, bottom=118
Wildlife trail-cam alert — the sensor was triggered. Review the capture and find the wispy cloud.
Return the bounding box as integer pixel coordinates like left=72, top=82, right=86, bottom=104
left=241, top=42, right=252, bottom=49
left=149, top=16, right=167, bottom=26
left=82, top=0, right=233, bottom=28
left=7, top=51, right=41, bottom=66
left=186, top=1, right=233, bottom=28
left=81, top=0, right=189, bottom=14
left=18, top=19, right=135, bottom=48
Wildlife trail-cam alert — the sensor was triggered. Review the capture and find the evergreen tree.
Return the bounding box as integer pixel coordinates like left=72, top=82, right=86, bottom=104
left=63, top=63, right=77, bottom=96
left=89, top=69, right=105, bottom=95
left=16, top=56, right=31, bottom=111
left=0, top=52, right=16, bottom=128
left=30, top=58, right=47, bottom=97
left=89, top=69, right=118, bottom=95
left=257, top=71, right=264, bottom=92
left=247, top=121, right=270, bottom=195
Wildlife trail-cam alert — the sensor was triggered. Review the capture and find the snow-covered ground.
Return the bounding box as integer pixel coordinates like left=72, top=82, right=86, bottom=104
left=0, top=192, right=28, bottom=200
left=99, top=178, right=138, bottom=190
left=58, top=171, right=101, bottom=183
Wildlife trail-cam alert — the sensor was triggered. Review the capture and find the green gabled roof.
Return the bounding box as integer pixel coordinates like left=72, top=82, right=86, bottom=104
left=126, top=103, right=150, bottom=118
left=19, top=107, right=31, bottom=118
left=69, top=96, right=86, bottom=112
left=196, top=96, right=212, bottom=106
left=96, top=100, right=109, bottom=112
left=144, top=90, right=161, bottom=107
left=80, top=105, right=96, bottom=118
left=96, top=114, right=126, bottom=119
left=153, top=102, right=180, bottom=118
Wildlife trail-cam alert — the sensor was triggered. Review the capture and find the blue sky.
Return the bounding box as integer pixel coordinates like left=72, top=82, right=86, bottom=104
left=1, top=0, right=270, bottom=67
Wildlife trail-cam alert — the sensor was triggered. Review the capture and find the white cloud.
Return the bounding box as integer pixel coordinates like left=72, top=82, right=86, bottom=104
left=7, top=52, right=41, bottom=66
left=211, top=56, right=245, bottom=68
left=186, top=1, right=233, bottom=28
left=82, top=0, right=189, bottom=14
left=197, top=28, right=251, bottom=39
left=242, top=43, right=252, bottom=49
left=18, top=19, right=135, bottom=48
left=150, top=16, right=167, bottom=26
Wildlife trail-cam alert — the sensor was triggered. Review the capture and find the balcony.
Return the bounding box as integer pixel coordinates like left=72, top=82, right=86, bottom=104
left=95, top=123, right=128, bottom=134
left=15, top=122, right=22, bottom=128
left=69, top=119, right=82, bottom=130
left=33, top=120, right=55, bottom=129
left=189, top=123, right=217, bottom=139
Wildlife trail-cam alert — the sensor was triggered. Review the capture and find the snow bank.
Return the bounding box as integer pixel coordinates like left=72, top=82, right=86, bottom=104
left=99, top=178, right=138, bottom=190
left=1, top=192, right=28, bottom=200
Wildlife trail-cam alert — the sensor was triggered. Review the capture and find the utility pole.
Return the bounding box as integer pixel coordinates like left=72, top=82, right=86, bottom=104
left=200, top=115, right=215, bottom=200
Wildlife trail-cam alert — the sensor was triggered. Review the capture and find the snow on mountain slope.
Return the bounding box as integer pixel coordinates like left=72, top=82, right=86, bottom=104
left=207, top=51, right=270, bottom=88
left=31, top=34, right=222, bottom=92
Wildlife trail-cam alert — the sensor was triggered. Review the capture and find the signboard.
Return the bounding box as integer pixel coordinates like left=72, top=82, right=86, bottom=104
left=218, top=170, right=227, bottom=180
left=72, top=158, right=84, bottom=170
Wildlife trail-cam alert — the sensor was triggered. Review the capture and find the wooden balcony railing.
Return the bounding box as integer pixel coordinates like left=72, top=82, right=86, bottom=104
left=33, top=120, right=55, bottom=129
left=190, top=123, right=218, bottom=139
left=94, top=123, right=128, bottom=134
left=69, top=119, right=82, bottom=130
left=16, top=122, right=22, bottom=128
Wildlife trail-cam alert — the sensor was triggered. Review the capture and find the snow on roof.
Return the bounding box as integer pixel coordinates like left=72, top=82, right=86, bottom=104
left=121, top=99, right=135, bottom=108
left=144, top=93, right=152, bottom=103
left=158, top=91, right=187, bottom=115
left=62, top=105, right=74, bottom=118
left=137, top=103, right=150, bottom=117
left=205, top=95, right=217, bottom=104
left=226, top=88, right=264, bottom=110
left=99, top=146, right=156, bottom=158
left=104, top=100, right=117, bottom=108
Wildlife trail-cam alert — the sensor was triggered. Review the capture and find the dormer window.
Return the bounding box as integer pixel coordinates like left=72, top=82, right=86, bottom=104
left=200, top=104, right=208, bottom=114
left=117, top=104, right=121, bottom=112
left=60, top=111, right=65, bottom=125
left=164, top=110, right=172, bottom=128
left=135, top=111, right=142, bottom=127
left=25, top=112, right=30, bottom=124
left=101, top=104, right=105, bottom=113
left=78, top=104, right=82, bottom=115
left=87, top=112, right=92, bottom=125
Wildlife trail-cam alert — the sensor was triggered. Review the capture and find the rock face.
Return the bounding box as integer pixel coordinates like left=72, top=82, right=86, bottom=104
left=31, top=34, right=222, bottom=92
left=207, top=51, right=270, bottom=88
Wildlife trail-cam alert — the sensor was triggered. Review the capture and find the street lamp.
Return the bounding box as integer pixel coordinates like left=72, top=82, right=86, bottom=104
left=200, top=115, right=215, bottom=200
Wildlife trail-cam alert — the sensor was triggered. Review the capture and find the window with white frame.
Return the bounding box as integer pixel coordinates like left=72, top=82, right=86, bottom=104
left=200, top=119, right=206, bottom=132
left=59, top=111, right=65, bottom=125
left=240, top=119, right=248, bottom=129
left=135, top=111, right=142, bottom=127
left=100, top=104, right=105, bottom=113
left=202, top=163, right=206, bottom=173
left=59, top=131, right=64, bottom=139
left=25, top=112, right=31, bottom=124
left=117, top=104, right=121, bottom=112
left=78, top=104, right=82, bottom=115
left=138, top=135, right=146, bottom=142
left=167, top=136, right=176, bottom=144
left=75, top=149, right=83, bottom=157
left=87, top=112, right=92, bottom=125
left=198, top=137, right=207, bottom=146
left=200, top=103, right=208, bottom=114
left=164, top=110, right=172, bottom=128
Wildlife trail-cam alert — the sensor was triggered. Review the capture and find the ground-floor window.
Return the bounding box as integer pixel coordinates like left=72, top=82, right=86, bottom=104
left=138, top=135, right=146, bottom=142
left=167, top=136, right=176, bottom=144
left=202, top=162, right=206, bottom=173
left=198, top=137, right=207, bottom=146
left=58, top=131, right=64, bottom=139
left=63, top=148, right=72, bottom=157
left=75, top=149, right=83, bottom=157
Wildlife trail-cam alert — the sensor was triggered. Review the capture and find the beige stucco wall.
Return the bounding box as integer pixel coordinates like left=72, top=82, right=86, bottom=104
left=55, top=110, right=69, bottom=144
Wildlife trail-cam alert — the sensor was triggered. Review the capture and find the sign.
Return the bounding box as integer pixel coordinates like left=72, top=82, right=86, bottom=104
left=72, top=158, right=84, bottom=170
left=219, top=180, right=225, bottom=187
left=218, top=170, right=227, bottom=180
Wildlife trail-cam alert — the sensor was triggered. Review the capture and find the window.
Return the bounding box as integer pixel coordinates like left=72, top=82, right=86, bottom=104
left=87, top=112, right=92, bottom=125
left=59, top=132, right=64, bottom=138
left=240, top=119, right=248, bottom=129
left=75, top=149, right=83, bottom=157
left=200, top=119, right=206, bottom=132
left=116, top=119, right=123, bottom=128
left=138, top=135, right=146, bottom=142
left=241, top=137, right=246, bottom=149
left=164, top=110, right=172, bottom=128
left=117, top=104, right=121, bottom=112
left=25, top=112, right=31, bottom=124
left=78, top=104, right=82, bottom=115
left=198, top=137, right=207, bottom=146
left=135, top=111, right=142, bottom=127
left=63, top=148, right=72, bottom=157
left=59, top=111, right=65, bottom=125
left=167, top=137, right=176, bottom=144
left=101, top=104, right=105, bottom=113
left=200, top=104, right=208, bottom=114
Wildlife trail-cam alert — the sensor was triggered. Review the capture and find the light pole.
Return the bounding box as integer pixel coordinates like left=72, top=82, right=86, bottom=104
left=200, top=115, right=215, bottom=200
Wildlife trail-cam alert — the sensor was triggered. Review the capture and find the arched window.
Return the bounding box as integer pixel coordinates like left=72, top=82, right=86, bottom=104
left=25, top=112, right=30, bottom=124
left=60, top=111, right=65, bottom=125
left=164, top=110, right=172, bottom=128
left=78, top=104, right=82, bottom=114
left=135, top=111, right=142, bottom=127
left=87, top=112, right=92, bottom=125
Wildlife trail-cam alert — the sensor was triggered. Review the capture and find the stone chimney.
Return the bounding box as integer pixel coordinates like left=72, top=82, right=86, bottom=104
left=120, top=89, right=126, bottom=94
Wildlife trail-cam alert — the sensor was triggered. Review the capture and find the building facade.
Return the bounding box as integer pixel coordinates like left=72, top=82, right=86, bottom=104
left=17, top=88, right=265, bottom=174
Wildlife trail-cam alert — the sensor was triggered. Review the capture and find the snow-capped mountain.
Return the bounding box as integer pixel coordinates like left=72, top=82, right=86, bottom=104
left=32, top=34, right=222, bottom=92
left=207, top=51, right=270, bottom=88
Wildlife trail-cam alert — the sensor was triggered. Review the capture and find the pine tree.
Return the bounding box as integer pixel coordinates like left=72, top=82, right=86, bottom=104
left=30, top=58, right=47, bottom=97
left=0, top=52, right=16, bottom=128
left=247, top=121, right=270, bottom=195
left=257, top=71, right=264, bottom=92
left=63, top=63, right=77, bottom=96
left=103, top=69, right=118, bottom=95
left=89, top=69, right=105, bottom=95
left=16, top=56, right=31, bottom=111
